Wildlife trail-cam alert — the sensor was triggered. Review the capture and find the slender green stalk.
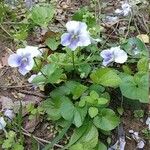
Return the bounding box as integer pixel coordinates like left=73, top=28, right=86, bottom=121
left=72, top=51, right=75, bottom=70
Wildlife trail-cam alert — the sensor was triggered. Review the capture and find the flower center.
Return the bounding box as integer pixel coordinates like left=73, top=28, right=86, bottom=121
left=21, top=57, right=28, bottom=66
left=71, top=34, right=78, bottom=40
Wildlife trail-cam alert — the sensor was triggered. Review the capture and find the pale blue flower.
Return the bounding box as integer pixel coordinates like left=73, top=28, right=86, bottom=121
left=0, top=117, right=6, bottom=130
left=4, top=109, right=15, bottom=121
left=8, top=46, right=42, bottom=75
left=100, top=46, right=128, bottom=66
left=61, top=21, right=91, bottom=51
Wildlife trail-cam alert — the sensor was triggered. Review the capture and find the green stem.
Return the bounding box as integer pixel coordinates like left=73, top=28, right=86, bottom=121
left=72, top=51, right=75, bottom=70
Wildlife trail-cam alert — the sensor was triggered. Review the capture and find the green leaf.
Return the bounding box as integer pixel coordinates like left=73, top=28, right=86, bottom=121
left=120, top=73, right=149, bottom=103
left=66, top=81, right=88, bottom=100
left=30, top=4, right=55, bottom=27
left=137, top=57, right=148, bottom=72
left=79, top=91, right=109, bottom=107
left=47, top=53, right=67, bottom=63
left=90, top=68, right=121, bottom=87
left=45, top=37, right=59, bottom=51
left=89, top=84, right=105, bottom=93
left=70, top=123, right=98, bottom=150
left=74, top=107, right=87, bottom=127
left=72, top=8, right=96, bottom=28
left=95, top=141, right=107, bottom=150
left=42, top=64, right=64, bottom=83
left=117, top=107, right=124, bottom=116
left=97, top=98, right=109, bottom=105
left=88, top=107, right=98, bottom=118
left=90, top=91, right=99, bottom=100
left=67, top=124, right=88, bottom=148
left=60, top=97, right=74, bottom=120
left=50, top=85, right=70, bottom=99
left=42, top=98, right=62, bottom=120
left=70, top=143, right=84, bottom=150
left=122, top=65, right=133, bottom=75
left=93, top=108, right=120, bottom=131
left=122, top=37, right=148, bottom=56
left=13, top=143, right=24, bottom=150
left=32, top=75, right=46, bottom=84
left=78, top=64, right=91, bottom=78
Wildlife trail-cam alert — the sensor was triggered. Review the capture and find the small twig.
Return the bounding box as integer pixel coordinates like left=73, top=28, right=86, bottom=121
left=0, top=23, right=13, bottom=38
left=124, top=12, right=133, bottom=40
left=22, top=128, right=63, bottom=148
left=0, top=84, right=33, bottom=89
left=101, top=22, right=120, bottom=49
left=16, top=89, right=47, bottom=98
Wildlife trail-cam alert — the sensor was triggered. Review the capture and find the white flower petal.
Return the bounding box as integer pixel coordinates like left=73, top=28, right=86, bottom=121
left=66, top=21, right=80, bottom=33
left=137, top=141, right=145, bottom=149
left=115, top=9, right=122, bottom=14
left=16, top=48, right=27, bottom=56
left=17, top=46, right=42, bottom=58
left=28, top=74, right=37, bottom=83
left=25, top=57, right=34, bottom=70
left=25, top=46, right=42, bottom=57
left=78, top=22, right=88, bottom=33
left=78, top=34, right=91, bottom=46
left=0, top=117, right=6, bottom=130
left=4, top=109, right=15, bottom=120
left=113, top=48, right=128, bottom=64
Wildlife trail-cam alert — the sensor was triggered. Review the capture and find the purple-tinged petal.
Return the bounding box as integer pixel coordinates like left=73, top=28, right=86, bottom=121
left=78, top=34, right=91, bottom=46
left=61, top=33, right=72, bottom=46
left=100, top=49, right=114, bottom=58
left=18, top=66, right=29, bottom=75
left=8, top=54, right=21, bottom=67
left=68, top=38, right=80, bottom=51
left=102, top=56, right=114, bottom=66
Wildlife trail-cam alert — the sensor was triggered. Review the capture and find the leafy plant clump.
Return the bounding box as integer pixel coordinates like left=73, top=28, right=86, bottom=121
left=0, top=1, right=149, bottom=149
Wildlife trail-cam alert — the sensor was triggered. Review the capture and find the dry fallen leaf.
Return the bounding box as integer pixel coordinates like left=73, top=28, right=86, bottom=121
left=24, top=117, right=41, bottom=133
left=137, top=34, right=149, bottom=43
left=0, top=96, right=14, bottom=110
left=0, top=51, right=10, bottom=69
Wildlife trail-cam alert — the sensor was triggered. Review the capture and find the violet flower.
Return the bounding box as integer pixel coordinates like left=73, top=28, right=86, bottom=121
left=4, top=109, right=15, bottom=121
left=61, top=21, right=91, bottom=51
left=8, top=46, right=42, bottom=75
left=100, top=46, right=128, bottom=66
